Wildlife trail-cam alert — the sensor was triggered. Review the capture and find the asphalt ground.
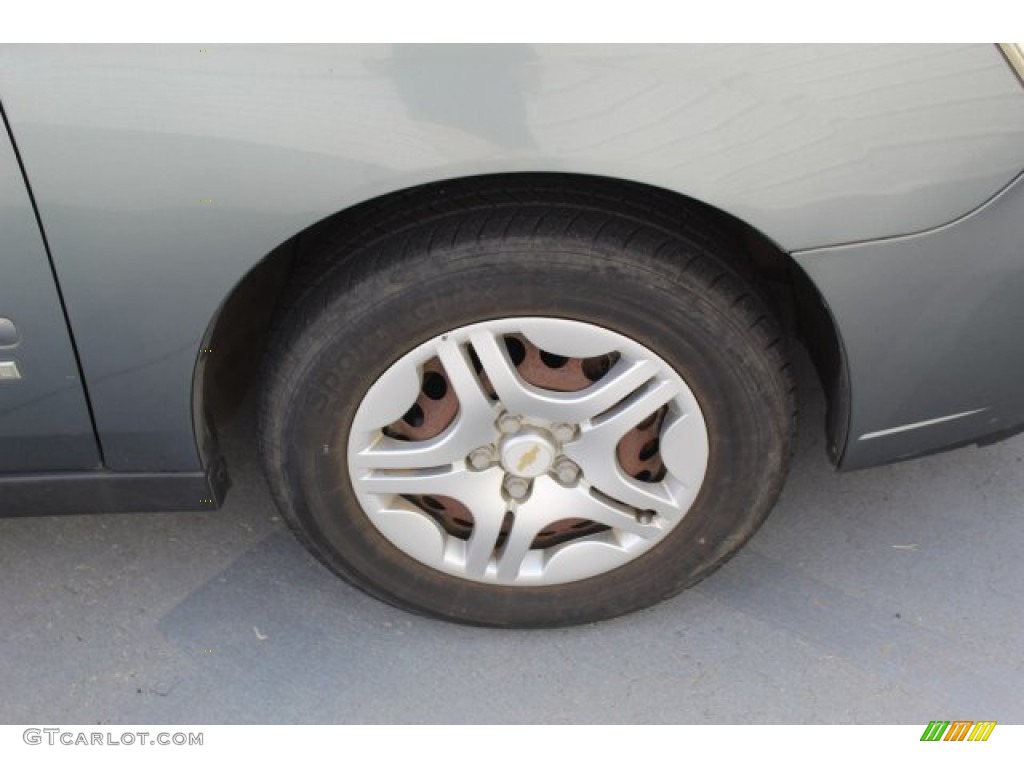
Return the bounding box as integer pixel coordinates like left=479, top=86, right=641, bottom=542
left=2, top=351, right=1022, bottom=724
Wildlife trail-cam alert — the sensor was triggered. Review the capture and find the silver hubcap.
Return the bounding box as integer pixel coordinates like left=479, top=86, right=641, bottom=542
left=348, top=317, right=709, bottom=586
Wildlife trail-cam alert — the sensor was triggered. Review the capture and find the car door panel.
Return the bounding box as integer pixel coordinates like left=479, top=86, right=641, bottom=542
left=0, top=110, right=100, bottom=471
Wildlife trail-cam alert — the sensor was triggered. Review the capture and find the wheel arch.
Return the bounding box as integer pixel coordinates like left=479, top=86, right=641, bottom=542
left=193, top=171, right=850, bottom=475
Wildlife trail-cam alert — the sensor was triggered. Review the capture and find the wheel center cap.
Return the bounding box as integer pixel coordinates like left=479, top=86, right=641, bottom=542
left=500, top=428, right=558, bottom=478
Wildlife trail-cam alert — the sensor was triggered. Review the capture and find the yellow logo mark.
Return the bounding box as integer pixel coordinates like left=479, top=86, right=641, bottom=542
left=517, top=445, right=541, bottom=473
left=968, top=722, right=997, bottom=741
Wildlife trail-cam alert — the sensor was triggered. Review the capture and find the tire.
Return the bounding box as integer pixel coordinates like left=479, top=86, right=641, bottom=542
left=260, top=193, right=794, bottom=628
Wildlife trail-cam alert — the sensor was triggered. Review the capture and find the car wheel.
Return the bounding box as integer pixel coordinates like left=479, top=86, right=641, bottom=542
left=260, top=195, right=794, bottom=627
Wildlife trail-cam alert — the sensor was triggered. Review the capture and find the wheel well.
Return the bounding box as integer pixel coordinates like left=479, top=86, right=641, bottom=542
left=197, top=172, right=849, bottom=470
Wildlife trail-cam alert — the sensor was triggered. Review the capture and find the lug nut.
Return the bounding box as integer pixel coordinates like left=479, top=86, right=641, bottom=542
left=504, top=476, right=530, bottom=500
left=635, top=509, right=656, bottom=525
left=497, top=413, right=522, bottom=434
left=552, top=423, right=578, bottom=442
left=467, top=446, right=495, bottom=470
left=553, top=458, right=581, bottom=485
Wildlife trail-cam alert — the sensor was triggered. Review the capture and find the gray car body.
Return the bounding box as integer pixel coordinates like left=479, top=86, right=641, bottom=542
left=1, top=43, right=1023, bottom=512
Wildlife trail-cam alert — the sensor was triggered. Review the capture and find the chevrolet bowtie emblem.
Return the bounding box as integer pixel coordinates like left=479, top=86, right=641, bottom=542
left=517, top=445, right=541, bottom=473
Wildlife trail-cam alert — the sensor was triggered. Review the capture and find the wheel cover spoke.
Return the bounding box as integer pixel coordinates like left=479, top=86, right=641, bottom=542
left=563, top=377, right=697, bottom=519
